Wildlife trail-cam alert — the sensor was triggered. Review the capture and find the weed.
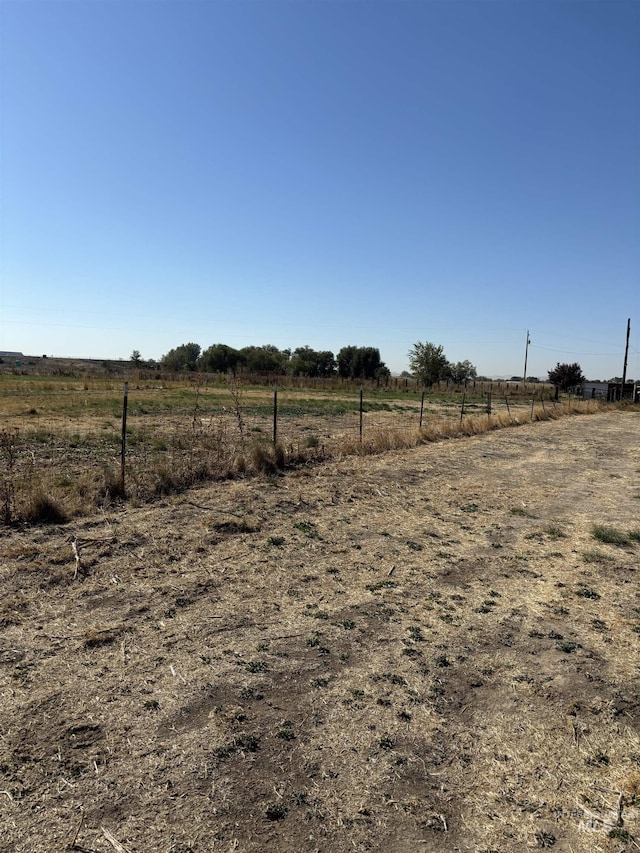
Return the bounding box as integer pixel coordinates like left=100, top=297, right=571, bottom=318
left=406, top=540, right=423, bottom=551
left=234, top=733, right=261, bottom=752
left=244, top=660, right=267, bottom=673
left=401, top=647, right=421, bottom=658
left=535, top=830, right=556, bottom=848
left=265, top=802, right=287, bottom=821
left=510, top=506, right=535, bottom=517
left=544, top=524, right=566, bottom=539
left=591, top=524, right=630, bottom=546
left=575, top=586, right=600, bottom=600
left=294, top=520, right=321, bottom=539
left=585, top=752, right=610, bottom=767
left=366, top=579, right=397, bottom=592
left=144, top=699, right=160, bottom=711
left=608, top=827, right=631, bottom=841
left=276, top=727, right=295, bottom=741
left=556, top=640, right=579, bottom=654
left=582, top=550, right=614, bottom=564
left=240, top=687, right=264, bottom=701
left=267, top=535, right=285, bottom=547
left=24, top=491, right=68, bottom=524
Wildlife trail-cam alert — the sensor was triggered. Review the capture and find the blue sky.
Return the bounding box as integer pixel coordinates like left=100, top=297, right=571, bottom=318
left=1, top=0, right=638, bottom=380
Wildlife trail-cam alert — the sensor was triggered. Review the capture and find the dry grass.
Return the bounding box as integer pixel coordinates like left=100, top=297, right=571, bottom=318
left=0, top=381, right=619, bottom=526
left=1, top=410, right=639, bottom=852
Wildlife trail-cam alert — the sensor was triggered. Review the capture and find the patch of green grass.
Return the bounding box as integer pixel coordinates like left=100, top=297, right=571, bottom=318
left=591, top=524, right=630, bottom=546
left=544, top=523, right=567, bottom=539
left=294, top=520, right=321, bottom=539
left=557, top=640, right=579, bottom=653
left=267, top=535, right=285, bottom=547
left=276, top=727, right=295, bottom=741
left=582, top=550, right=615, bottom=564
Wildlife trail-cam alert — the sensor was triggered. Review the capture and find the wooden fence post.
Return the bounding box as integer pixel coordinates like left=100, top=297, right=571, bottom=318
left=419, top=390, right=425, bottom=428
left=530, top=392, right=536, bottom=422
left=359, top=387, right=364, bottom=441
left=487, top=392, right=492, bottom=415
left=504, top=395, right=511, bottom=422
left=460, top=391, right=466, bottom=423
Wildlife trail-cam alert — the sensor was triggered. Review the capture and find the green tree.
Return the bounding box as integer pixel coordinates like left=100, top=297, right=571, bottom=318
left=547, top=362, right=585, bottom=391
left=200, top=343, right=243, bottom=374
left=239, top=345, right=285, bottom=373
left=408, top=342, right=451, bottom=385
left=337, top=346, right=388, bottom=380
left=289, top=346, right=336, bottom=377
left=450, top=359, right=477, bottom=384
left=130, top=349, right=142, bottom=366
left=161, top=342, right=201, bottom=372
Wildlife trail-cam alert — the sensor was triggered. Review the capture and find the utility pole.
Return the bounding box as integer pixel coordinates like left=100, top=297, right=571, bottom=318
left=523, top=330, right=531, bottom=382
left=621, top=317, right=631, bottom=399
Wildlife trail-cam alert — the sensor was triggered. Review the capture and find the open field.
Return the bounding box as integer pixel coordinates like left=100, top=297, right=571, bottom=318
left=1, top=409, right=639, bottom=852
left=1, top=372, right=576, bottom=524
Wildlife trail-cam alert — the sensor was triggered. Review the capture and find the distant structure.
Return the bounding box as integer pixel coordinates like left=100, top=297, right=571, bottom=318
left=583, top=381, right=637, bottom=402
left=0, top=351, right=24, bottom=359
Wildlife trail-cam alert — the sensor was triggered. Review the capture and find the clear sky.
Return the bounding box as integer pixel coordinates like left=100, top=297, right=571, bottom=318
left=1, top=0, right=638, bottom=380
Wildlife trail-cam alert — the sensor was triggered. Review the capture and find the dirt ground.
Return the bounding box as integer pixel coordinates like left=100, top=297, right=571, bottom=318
left=1, top=410, right=639, bottom=853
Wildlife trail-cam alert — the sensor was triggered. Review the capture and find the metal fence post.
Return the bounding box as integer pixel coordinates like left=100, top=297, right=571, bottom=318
left=121, top=382, right=128, bottom=494
left=273, top=384, right=278, bottom=446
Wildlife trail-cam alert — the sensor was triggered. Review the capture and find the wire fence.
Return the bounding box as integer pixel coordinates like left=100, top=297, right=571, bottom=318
left=0, top=376, right=589, bottom=522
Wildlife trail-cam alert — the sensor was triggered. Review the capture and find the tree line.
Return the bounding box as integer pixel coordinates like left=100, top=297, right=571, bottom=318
left=153, top=339, right=481, bottom=384
left=157, top=342, right=391, bottom=381
left=140, top=342, right=612, bottom=390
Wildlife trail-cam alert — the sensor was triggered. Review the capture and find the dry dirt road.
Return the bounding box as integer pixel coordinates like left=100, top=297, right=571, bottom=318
left=1, top=410, right=639, bottom=853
